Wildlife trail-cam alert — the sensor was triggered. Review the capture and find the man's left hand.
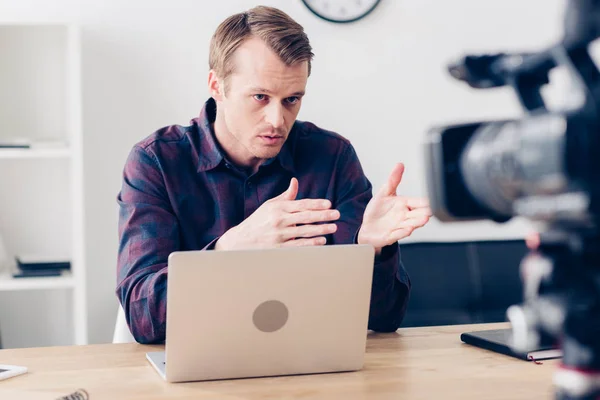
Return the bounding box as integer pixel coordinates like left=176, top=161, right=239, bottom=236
left=357, top=163, right=432, bottom=255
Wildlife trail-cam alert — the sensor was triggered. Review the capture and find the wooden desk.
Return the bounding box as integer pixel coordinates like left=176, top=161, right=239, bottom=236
left=0, top=322, right=559, bottom=400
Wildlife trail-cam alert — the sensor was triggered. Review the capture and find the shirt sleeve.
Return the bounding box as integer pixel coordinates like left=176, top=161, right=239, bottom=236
left=331, top=143, right=411, bottom=332
left=115, top=145, right=215, bottom=344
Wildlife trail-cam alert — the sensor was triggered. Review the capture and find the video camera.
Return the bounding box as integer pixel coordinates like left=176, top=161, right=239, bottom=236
left=425, top=1, right=600, bottom=399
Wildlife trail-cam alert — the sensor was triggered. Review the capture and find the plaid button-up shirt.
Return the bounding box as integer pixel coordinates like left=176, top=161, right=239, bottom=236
left=116, top=98, right=411, bottom=344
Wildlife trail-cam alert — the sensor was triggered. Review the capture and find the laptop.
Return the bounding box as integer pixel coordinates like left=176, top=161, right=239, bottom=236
left=146, top=244, right=375, bottom=383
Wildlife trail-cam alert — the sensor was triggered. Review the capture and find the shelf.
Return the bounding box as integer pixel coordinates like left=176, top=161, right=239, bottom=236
left=0, top=147, right=71, bottom=159
left=0, top=271, right=75, bottom=291
left=0, top=23, right=86, bottom=347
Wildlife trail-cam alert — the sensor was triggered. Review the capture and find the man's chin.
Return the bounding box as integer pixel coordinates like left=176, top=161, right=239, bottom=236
left=253, top=146, right=283, bottom=160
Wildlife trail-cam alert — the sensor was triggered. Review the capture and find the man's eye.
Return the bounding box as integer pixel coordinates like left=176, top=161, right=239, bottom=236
left=253, top=94, right=267, bottom=101
left=286, top=97, right=299, bottom=105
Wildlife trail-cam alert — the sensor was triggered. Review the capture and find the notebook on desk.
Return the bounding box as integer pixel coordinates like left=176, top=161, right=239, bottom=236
left=461, top=328, right=562, bottom=361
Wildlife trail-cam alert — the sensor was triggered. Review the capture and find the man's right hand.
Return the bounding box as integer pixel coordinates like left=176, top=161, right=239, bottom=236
left=214, top=178, right=340, bottom=250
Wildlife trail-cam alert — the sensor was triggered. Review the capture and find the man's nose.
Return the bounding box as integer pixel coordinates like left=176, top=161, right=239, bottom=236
left=265, top=103, right=285, bottom=129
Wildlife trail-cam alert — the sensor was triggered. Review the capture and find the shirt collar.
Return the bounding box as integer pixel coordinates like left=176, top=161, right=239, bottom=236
left=195, top=97, right=295, bottom=174
left=196, top=98, right=224, bottom=172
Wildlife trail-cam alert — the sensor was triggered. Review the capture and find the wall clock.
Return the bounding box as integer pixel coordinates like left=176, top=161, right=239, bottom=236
left=301, top=0, right=382, bottom=24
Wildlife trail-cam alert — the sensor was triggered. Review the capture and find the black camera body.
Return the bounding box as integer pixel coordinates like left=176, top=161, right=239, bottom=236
left=426, top=0, right=600, bottom=228
left=425, top=1, right=600, bottom=399
left=425, top=46, right=600, bottom=228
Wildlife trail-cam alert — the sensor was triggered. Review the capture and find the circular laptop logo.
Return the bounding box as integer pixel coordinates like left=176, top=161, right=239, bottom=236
left=253, top=300, right=289, bottom=333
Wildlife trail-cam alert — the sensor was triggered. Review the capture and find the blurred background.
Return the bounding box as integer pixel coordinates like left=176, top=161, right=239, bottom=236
left=0, top=0, right=568, bottom=348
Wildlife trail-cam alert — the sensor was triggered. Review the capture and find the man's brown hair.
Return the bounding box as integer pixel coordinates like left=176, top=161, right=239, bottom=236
left=209, top=6, right=314, bottom=91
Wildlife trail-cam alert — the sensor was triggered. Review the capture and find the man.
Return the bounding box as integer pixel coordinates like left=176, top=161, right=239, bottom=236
left=116, top=6, right=431, bottom=344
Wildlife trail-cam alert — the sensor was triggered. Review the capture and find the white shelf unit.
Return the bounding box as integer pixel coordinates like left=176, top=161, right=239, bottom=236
left=0, top=23, right=87, bottom=348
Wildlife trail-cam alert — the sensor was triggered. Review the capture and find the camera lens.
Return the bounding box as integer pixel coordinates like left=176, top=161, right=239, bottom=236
left=459, top=114, right=569, bottom=218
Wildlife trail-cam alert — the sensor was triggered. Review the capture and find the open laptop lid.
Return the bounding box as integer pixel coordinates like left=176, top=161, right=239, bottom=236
left=162, top=244, right=375, bottom=382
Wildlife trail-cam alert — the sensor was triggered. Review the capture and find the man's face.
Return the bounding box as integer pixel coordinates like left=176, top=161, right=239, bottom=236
left=211, top=37, right=308, bottom=163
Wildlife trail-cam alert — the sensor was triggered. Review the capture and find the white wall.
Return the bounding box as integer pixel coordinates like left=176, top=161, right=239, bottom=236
left=0, top=0, right=566, bottom=345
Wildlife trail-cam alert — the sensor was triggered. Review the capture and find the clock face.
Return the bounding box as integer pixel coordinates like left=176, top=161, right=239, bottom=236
left=301, top=0, right=382, bottom=23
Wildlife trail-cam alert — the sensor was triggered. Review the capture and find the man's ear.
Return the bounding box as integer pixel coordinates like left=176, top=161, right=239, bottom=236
left=208, top=70, right=224, bottom=101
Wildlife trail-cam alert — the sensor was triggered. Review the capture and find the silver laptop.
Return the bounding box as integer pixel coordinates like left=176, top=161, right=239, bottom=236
left=146, top=244, right=375, bottom=383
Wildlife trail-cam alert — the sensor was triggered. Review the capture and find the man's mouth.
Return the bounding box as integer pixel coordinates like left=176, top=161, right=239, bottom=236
left=259, top=135, right=284, bottom=145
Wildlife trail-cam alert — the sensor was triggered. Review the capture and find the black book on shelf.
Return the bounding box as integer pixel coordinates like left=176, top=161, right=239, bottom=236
left=0, top=144, right=30, bottom=149
left=15, top=256, right=71, bottom=271
left=12, top=269, right=63, bottom=278
left=0, top=139, right=31, bottom=149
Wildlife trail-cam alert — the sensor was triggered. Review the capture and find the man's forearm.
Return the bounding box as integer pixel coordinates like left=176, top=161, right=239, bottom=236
left=118, top=237, right=222, bottom=344
left=118, top=266, right=168, bottom=344
left=367, top=244, right=411, bottom=332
